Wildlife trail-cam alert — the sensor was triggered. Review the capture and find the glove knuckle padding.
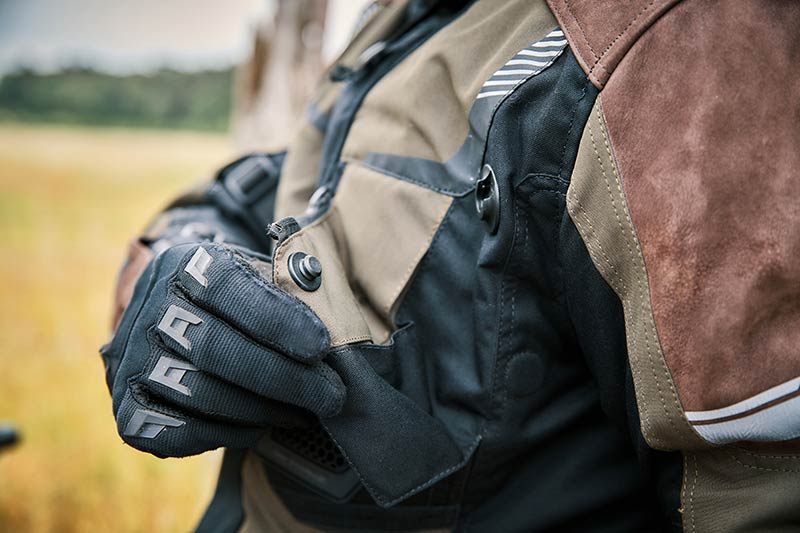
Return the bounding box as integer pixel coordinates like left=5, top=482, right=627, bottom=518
left=175, top=244, right=330, bottom=362
left=106, top=242, right=344, bottom=457
left=116, top=387, right=262, bottom=457
left=154, top=293, right=344, bottom=417
left=138, top=337, right=311, bottom=427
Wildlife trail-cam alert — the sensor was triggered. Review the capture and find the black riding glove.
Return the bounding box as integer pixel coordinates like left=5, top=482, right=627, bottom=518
left=100, top=243, right=345, bottom=458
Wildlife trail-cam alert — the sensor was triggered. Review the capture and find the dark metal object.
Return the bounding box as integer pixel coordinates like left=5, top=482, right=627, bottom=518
left=288, top=252, right=322, bottom=291
left=0, top=423, right=19, bottom=450
left=475, top=163, right=500, bottom=233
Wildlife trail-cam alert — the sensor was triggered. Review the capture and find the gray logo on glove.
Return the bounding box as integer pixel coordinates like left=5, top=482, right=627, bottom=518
left=158, top=305, right=202, bottom=350
left=123, top=408, right=185, bottom=439
left=148, top=355, right=198, bottom=396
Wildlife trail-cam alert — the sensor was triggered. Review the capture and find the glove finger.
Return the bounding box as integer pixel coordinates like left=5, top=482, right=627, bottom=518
left=115, top=387, right=263, bottom=458
left=139, top=338, right=314, bottom=428
left=174, top=244, right=329, bottom=362
left=155, top=294, right=346, bottom=419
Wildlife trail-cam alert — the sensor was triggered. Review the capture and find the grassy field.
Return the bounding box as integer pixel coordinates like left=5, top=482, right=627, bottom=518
left=0, top=123, right=237, bottom=532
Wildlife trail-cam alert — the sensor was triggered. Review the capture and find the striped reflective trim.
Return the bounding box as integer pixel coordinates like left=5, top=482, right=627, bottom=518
left=492, top=69, right=538, bottom=77
left=532, top=39, right=567, bottom=48
left=476, top=27, right=567, bottom=100
left=506, top=59, right=551, bottom=68
left=517, top=49, right=563, bottom=58
left=483, top=80, right=521, bottom=87
left=686, top=375, right=800, bottom=444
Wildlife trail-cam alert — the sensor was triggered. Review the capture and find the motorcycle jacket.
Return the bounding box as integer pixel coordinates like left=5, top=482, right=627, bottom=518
left=110, top=1, right=800, bottom=531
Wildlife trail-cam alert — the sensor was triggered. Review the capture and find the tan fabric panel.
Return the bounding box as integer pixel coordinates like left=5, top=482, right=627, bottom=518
left=681, top=448, right=800, bottom=532
left=239, top=450, right=323, bottom=533
left=273, top=207, right=374, bottom=346
left=275, top=0, right=411, bottom=220
left=545, top=0, right=681, bottom=89
left=274, top=162, right=452, bottom=346
left=341, top=0, right=558, bottom=163
left=566, top=98, right=701, bottom=451
left=275, top=122, right=326, bottom=220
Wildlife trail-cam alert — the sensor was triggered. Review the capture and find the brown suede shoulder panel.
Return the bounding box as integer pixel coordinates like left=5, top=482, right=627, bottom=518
left=545, top=0, right=682, bottom=88
left=601, top=0, right=800, bottom=415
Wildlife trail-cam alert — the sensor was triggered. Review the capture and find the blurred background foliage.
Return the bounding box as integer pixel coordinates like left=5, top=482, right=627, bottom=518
left=0, top=123, right=230, bottom=531
left=0, top=67, right=234, bottom=131
left=0, top=0, right=371, bottom=530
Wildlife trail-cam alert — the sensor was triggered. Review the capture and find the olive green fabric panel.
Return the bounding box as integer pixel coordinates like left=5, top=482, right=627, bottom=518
left=682, top=448, right=800, bottom=532
left=341, top=0, right=558, bottom=163
left=565, top=98, right=701, bottom=450
left=274, top=162, right=452, bottom=346
left=275, top=1, right=411, bottom=220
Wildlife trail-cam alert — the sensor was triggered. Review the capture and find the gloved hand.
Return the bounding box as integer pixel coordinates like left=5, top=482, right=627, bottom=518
left=100, top=243, right=345, bottom=458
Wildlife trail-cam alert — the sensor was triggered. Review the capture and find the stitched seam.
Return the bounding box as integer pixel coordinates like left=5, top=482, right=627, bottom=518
left=335, top=334, right=372, bottom=344
left=563, top=0, right=599, bottom=60
left=596, top=105, right=686, bottom=441
left=588, top=0, right=658, bottom=77
left=735, top=448, right=800, bottom=460
left=588, top=111, right=666, bottom=446
left=488, top=193, right=520, bottom=417
left=567, top=193, right=625, bottom=291
left=500, top=199, right=526, bottom=413
left=558, top=85, right=589, bottom=179
left=568, top=197, right=650, bottom=443
left=384, top=197, right=452, bottom=316
left=354, top=158, right=471, bottom=197
left=729, top=452, right=800, bottom=473
left=320, top=420, right=481, bottom=507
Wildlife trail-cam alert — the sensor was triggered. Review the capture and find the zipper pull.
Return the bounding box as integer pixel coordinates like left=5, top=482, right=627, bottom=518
left=266, top=217, right=301, bottom=246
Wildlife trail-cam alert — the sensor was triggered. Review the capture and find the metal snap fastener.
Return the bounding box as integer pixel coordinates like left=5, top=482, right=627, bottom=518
left=475, top=163, right=500, bottom=234
left=288, top=252, right=322, bottom=291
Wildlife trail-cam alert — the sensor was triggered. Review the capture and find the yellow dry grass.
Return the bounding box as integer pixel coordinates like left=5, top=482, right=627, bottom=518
left=0, top=123, right=239, bottom=532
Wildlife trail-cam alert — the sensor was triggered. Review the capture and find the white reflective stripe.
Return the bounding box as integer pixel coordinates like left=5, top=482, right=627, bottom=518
left=518, top=49, right=562, bottom=58
left=548, top=29, right=564, bottom=37
left=491, top=69, right=537, bottom=76
left=506, top=59, right=549, bottom=68
left=685, top=375, right=800, bottom=422
left=482, top=79, right=521, bottom=87
left=532, top=39, right=567, bottom=48
left=476, top=90, right=511, bottom=100
left=691, top=394, right=800, bottom=444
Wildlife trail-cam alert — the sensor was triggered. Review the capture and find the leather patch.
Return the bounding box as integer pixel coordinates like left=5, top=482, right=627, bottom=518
left=112, top=239, right=153, bottom=331
left=601, top=0, right=800, bottom=420
left=545, top=0, right=681, bottom=88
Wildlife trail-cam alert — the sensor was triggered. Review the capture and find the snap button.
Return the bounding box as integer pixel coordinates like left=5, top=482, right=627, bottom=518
left=288, top=252, right=322, bottom=291
left=475, top=164, right=499, bottom=234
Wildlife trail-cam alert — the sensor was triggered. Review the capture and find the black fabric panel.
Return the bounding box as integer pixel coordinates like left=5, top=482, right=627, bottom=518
left=453, top=51, right=669, bottom=531
left=195, top=449, right=246, bottom=533
left=316, top=1, right=477, bottom=193
left=559, top=210, right=684, bottom=532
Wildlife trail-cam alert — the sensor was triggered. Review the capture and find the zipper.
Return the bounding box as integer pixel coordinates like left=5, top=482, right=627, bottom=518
left=312, top=1, right=474, bottom=215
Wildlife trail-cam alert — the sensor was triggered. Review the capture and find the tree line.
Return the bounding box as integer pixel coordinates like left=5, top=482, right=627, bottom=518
left=0, top=67, right=234, bottom=132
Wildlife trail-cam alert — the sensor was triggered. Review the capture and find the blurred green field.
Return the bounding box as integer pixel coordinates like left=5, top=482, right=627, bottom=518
left=0, top=123, right=236, bottom=532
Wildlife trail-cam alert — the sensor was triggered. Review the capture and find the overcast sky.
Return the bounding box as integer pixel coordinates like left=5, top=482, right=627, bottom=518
left=0, top=0, right=369, bottom=74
